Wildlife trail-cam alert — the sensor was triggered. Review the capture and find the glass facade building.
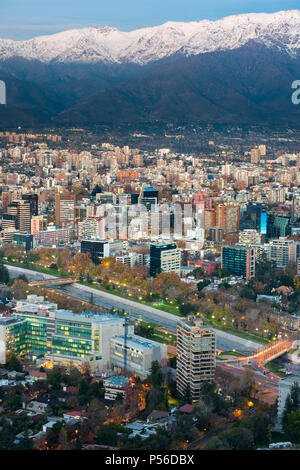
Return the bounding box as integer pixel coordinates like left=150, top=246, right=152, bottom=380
left=0, top=296, right=126, bottom=372
left=221, top=245, right=255, bottom=279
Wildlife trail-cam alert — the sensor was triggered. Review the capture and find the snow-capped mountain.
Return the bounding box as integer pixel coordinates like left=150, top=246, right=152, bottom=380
left=0, top=10, right=300, bottom=64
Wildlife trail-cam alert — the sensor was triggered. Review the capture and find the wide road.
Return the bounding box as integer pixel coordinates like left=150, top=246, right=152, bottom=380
left=6, top=264, right=262, bottom=355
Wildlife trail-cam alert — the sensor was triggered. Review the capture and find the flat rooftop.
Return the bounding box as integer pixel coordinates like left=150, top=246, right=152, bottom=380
left=112, top=334, right=163, bottom=351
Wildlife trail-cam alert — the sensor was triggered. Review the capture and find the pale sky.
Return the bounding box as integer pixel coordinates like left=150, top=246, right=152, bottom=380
left=0, top=0, right=299, bottom=40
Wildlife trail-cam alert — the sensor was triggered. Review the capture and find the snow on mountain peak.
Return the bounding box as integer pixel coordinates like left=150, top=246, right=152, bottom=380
left=1, top=10, right=300, bottom=64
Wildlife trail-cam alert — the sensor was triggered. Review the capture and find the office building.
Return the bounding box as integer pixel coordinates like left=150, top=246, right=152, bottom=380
left=176, top=315, right=215, bottom=400
left=269, top=238, right=296, bottom=269
left=55, top=191, right=76, bottom=226
left=6, top=200, right=31, bottom=232
left=31, top=216, right=47, bottom=236
left=12, top=232, right=34, bottom=251
left=111, top=334, right=168, bottom=379
left=240, top=202, right=267, bottom=235
left=150, top=242, right=181, bottom=277
left=267, top=213, right=291, bottom=239
left=0, top=296, right=128, bottom=373
left=221, top=245, right=255, bottom=279
left=22, top=194, right=38, bottom=217
left=81, top=239, right=123, bottom=264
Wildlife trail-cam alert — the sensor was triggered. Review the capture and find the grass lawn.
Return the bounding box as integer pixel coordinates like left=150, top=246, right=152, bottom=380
left=218, top=351, right=244, bottom=359
left=5, top=261, right=68, bottom=278
left=242, top=364, right=256, bottom=371
left=207, top=321, right=269, bottom=345
left=151, top=302, right=181, bottom=316
left=265, top=361, right=286, bottom=378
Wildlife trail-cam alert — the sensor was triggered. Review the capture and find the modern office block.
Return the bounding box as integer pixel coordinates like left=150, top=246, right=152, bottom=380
left=111, top=334, right=168, bottom=379
left=150, top=242, right=181, bottom=277
left=0, top=296, right=127, bottom=373
left=221, top=245, right=255, bottom=279
left=12, top=232, right=34, bottom=251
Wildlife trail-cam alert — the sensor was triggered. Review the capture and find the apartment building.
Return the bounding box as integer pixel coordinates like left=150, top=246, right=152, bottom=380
left=176, top=315, right=215, bottom=401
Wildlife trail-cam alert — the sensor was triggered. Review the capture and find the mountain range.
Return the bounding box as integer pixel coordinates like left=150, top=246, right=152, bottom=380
left=0, top=10, right=299, bottom=127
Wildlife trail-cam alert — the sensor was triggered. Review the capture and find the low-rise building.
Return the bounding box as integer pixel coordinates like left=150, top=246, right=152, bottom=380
left=111, top=334, right=167, bottom=379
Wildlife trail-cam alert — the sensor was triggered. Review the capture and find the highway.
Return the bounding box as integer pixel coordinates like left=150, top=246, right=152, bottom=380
left=6, top=264, right=263, bottom=355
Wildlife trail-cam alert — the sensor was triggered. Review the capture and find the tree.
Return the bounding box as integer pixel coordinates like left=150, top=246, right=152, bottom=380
left=5, top=352, right=23, bottom=372
left=58, top=427, right=69, bottom=450
left=205, top=436, right=231, bottom=450
left=0, top=263, right=9, bottom=284
left=282, top=382, right=300, bottom=427
left=149, top=361, right=163, bottom=388
left=135, top=324, right=154, bottom=338
left=47, top=367, right=63, bottom=389
left=219, top=428, right=255, bottom=450
left=183, top=384, right=192, bottom=404
left=66, top=367, right=82, bottom=386
left=97, top=423, right=124, bottom=446
left=284, top=410, right=300, bottom=443
left=179, top=303, right=198, bottom=316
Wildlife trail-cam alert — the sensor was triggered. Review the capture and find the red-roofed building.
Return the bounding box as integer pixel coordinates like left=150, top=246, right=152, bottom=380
left=179, top=404, right=194, bottom=414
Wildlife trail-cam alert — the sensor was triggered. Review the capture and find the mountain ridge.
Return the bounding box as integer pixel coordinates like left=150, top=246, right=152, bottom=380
left=0, top=10, right=300, bottom=65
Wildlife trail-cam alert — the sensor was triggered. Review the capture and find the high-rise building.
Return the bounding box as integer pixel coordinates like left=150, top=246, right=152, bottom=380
left=204, top=209, right=216, bottom=230
left=176, top=315, right=215, bottom=400
left=221, top=245, right=255, bottom=279
left=208, top=226, right=223, bottom=242
left=216, top=203, right=240, bottom=233
left=78, top=217, right=104, bottom=241
left=250, top=148, right=261, bottom=164
left=110, top=334, right=167, bottom=379
left=55, top=191, right=76, bottom=226
left=240, top=202, right=267, bottom=235
left=267, top=213, right=291, bottom=239
left=6, top=200, right=31, bottom=232
left=22, top=193, right=38, bottom=217
left=150, top=242, right=181, bottom=277
left=269, top=238, right=296, bottom=269
left=31, top=215, right=47, bottom=235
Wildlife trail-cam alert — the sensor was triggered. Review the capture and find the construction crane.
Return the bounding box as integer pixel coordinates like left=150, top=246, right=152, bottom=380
left=123, top=315, right=129, bottom=373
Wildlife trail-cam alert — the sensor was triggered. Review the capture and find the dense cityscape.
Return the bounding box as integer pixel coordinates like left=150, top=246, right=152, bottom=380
left=0, top=0, right=300, bottom=459
left=0, top=124, right=298, bottom=451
